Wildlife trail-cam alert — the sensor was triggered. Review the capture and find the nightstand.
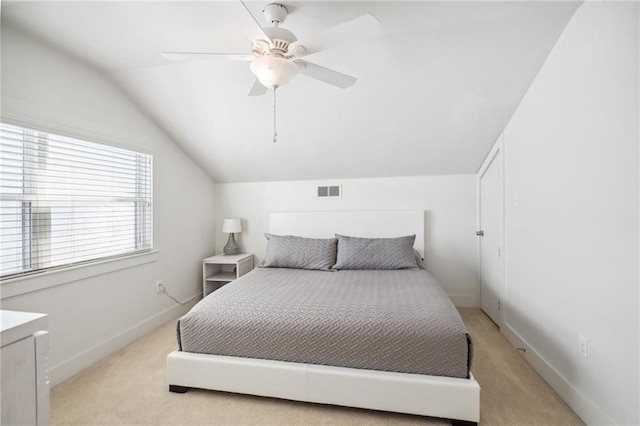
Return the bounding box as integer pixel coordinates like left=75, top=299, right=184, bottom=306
left=0, top=310, right=49, bottom=425
left=202, top=253, right=254, bottom=297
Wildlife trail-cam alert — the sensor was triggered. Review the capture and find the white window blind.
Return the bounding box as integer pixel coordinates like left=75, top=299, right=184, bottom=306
left=0, top=122, right=152, bottom=279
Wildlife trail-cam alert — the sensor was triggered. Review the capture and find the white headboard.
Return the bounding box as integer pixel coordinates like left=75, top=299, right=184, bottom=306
left=269, top=210, right=425, bottom=257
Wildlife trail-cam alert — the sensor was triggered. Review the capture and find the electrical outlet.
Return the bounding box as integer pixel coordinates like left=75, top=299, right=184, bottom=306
left=579, top=334, right=588, bottom=358
left=155, top=281, right=165, bottom=294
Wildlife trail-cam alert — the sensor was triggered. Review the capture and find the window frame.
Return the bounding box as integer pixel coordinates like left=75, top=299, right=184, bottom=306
left=0, top=116, right=156, bottom=290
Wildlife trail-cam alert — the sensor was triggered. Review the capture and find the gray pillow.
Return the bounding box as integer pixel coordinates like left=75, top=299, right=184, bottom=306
left=333, top=234, right=418, bottom=270
left=260, top=233, right=337, bottom=271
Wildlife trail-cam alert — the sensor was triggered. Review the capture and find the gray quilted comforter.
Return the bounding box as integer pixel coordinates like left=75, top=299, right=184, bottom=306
left=177, top=268, right=473, bottom=378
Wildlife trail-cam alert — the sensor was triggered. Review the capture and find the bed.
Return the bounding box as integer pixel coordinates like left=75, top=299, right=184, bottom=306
left=167, top=210, right=480, bottom=425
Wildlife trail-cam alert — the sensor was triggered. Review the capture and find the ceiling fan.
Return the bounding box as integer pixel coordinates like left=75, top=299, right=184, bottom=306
left=163, top=2, right=380, bottom=96
left=163, top=2, right=379, bottom=142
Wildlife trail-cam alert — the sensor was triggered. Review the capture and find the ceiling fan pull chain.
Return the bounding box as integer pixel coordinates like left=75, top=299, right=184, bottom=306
left=273, top=87, right=278, bottom=143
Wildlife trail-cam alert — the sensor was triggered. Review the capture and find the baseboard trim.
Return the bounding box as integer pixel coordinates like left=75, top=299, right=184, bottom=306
left=448, top=294, right=478, bottom=308
left=501, top=322, right=614, bottom=425
left=48, top=295, right=199, bottom=387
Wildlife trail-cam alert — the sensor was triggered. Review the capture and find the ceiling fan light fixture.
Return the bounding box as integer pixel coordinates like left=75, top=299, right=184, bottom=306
left=250, top=56, right=299, bottom=89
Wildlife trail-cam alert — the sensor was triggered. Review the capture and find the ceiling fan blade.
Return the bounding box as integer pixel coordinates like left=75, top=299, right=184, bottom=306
left=292, top=13, right=380, bottom=57
left=295, top=60, right=356, bottom=89
left=248, top=79, right=268, bottom=96
left=162, top=52, right=254, bottom=61
left=239, top=0, right=273, bottom=46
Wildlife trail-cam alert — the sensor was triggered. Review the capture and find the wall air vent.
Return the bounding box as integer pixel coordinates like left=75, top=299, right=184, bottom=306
left=317, top=185, right=341, bottom=199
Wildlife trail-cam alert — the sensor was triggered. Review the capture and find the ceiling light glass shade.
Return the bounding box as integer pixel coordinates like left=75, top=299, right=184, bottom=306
left=250, top=57, right=299, bottom=89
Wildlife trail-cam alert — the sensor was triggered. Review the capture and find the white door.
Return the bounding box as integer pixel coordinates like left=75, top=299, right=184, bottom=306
left=478, top=146, right=504, bottom=326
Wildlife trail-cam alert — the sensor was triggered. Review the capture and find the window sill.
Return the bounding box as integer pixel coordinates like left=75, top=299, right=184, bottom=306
left=0, top=250, right=159, bottom=300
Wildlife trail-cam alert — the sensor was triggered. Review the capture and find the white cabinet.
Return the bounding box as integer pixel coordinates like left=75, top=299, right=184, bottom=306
left=202, top=253, right=254, bottom=297
left=0, top=310, right=49, bottom=426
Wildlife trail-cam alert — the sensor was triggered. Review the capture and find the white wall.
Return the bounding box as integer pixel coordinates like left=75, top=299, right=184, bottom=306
left=214, top=175, right=478, bottom=307
left=0, top=26, right=216, bottom=385
left=496, top=2, right=639, bottom=424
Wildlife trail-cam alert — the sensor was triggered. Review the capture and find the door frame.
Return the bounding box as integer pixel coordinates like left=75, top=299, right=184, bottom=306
left=476, top=134, right=505, bottom=327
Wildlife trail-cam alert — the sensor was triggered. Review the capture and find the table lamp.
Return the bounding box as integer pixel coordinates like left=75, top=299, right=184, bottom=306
left=223, top=218, right=242, bottom=255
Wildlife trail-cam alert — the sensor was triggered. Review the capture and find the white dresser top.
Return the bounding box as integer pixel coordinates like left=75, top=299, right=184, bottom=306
left=0, top=310, right=48, bottom=348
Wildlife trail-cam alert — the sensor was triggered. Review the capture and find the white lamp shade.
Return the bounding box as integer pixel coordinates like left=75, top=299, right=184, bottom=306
left=250, top=57, right=299, bottom=89
left=222, top=218, right=242, bottom=233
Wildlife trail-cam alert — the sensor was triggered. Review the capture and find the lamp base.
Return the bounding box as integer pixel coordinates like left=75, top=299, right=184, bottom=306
left=223, top=233, right=241, bottom=255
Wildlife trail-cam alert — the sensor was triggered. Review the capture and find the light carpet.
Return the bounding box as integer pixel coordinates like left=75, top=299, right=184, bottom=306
left=51, top=308, right=583, bottom=425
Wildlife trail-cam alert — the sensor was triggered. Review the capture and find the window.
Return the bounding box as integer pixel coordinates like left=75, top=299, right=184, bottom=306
left=0, top=122, right=152, bottom=279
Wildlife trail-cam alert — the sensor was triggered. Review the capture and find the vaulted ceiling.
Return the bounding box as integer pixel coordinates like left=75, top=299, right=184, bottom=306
left=2, top=1, right=580, bottom=183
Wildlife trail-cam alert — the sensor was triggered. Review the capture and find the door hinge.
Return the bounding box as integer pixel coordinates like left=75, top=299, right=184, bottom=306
left=498, top=300, right=501, bottom=310
left=476, top=230, right=484, bottom=236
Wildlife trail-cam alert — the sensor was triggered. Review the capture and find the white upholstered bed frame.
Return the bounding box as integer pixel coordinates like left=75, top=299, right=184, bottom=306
left=167, top=210, right=480, bottom=424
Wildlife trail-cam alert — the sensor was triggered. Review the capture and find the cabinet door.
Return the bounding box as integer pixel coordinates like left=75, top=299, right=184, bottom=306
left=1, top=336, right=37, bottom=425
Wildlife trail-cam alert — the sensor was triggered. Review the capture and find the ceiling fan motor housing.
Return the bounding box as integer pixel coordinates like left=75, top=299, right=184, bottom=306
left=263, top=27, right=297, bottom=56
left=258, top=4, right=303, bottom=58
